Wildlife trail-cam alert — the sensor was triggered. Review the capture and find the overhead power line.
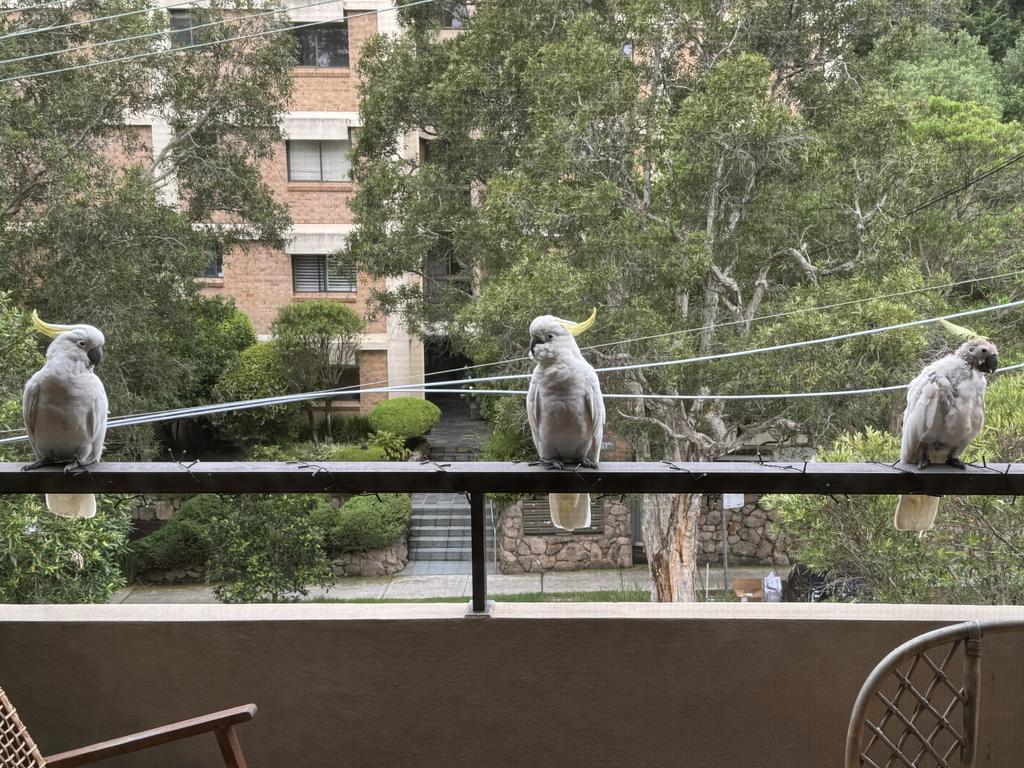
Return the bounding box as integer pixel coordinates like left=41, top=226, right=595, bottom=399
left=25, top=267, right=1020, bottom=435
left=0, top=0, right=193, bottom=40
left=0, top=0, right=74, bottom=15
left=1, top=298, right=1022, bottom=444
left=0, top=0, right=354, bottom=68
left=0, top=0, right=435, bottom=84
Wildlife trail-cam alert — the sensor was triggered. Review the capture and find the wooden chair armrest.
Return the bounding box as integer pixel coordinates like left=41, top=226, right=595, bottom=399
left=43, top=703, right=256, bottom=768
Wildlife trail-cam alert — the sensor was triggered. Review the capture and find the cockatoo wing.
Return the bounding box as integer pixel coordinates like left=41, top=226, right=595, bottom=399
left=22, top=376, right=40, bottom=454
left=901, top=373, right=943, bottom=463
left=85, top=377, right=108, bottom=463
left=584, top=367, right=604, bottom=462
left=526, top=374, right=541, bottom=446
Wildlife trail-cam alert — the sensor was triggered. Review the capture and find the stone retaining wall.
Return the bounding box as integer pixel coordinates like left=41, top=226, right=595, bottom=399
left=498, top=499, right=632, bottom=574
left=696, top=494, right=792, bottom=567
left=330, top=538, right=409, bottom=577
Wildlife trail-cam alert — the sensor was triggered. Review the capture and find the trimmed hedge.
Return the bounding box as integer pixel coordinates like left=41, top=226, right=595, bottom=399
left=315, top=494, right=412, bottom=553
left=132, top=496, right=232, bottom=570
left=251, top=441, right=388, bottom=462
left=368, top=397, right=441, bottom=439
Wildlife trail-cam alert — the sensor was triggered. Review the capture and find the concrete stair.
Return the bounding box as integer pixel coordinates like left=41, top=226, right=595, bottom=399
left=407, top=394, right=495, bottom=563
left=408, top=494, right=497, bottom=562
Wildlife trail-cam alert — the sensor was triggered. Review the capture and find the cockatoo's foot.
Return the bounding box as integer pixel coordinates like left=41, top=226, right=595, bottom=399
left=577, top=457, right=599, bottom=469
left=918, top=458, right=931, bottom=470
left=22, top=459, right=63, bottom=471
left=539, top=458, right=564, bottom=470
left=946, top=456, right=967, bottom=470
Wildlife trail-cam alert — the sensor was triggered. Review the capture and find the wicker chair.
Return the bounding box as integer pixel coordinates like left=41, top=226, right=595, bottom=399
left=0, top=686, right=256, bottom=768
left=845, top=619, right=1024, bottom=768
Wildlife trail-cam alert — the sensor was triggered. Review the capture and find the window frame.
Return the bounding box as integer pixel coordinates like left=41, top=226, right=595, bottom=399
left=292, top=20, right=350, bottom=69
left=168, top=9, right=196, bottom=48
left=198, top=250, right=224, bottom=279
left=286, top=139, right=352, bottom=183
left=291, top=253, right=357, bottom=293
left=440, top=2, right=468, bottom=28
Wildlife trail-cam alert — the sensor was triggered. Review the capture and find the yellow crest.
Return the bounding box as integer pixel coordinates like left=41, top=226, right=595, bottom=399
left=31, top=310, right=84, bottom=338
left=558, top=307, right=597, bottom=337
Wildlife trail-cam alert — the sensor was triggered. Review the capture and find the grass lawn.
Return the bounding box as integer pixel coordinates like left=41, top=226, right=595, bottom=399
left=313, top=589, right=651, bottom=603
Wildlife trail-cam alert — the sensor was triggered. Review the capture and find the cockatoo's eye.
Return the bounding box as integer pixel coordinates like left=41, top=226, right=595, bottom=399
left=546, top=333, right=553, bottom=340
left=77, top=340, right=86, bottom=347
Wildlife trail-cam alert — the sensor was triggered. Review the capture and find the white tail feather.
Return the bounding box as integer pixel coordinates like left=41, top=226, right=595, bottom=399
left=45, top=493, right=97, bottom=519
left=894, top=495, right=940, bottom=532
left=548, top=493, right=591, bottom=531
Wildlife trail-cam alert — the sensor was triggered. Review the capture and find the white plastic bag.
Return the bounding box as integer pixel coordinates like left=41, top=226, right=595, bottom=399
left=763, top=569, right=783, bottom=603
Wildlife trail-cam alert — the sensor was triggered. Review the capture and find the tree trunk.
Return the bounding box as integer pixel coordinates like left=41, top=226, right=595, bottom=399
left=642, top=491, right=703, bottom=602
left=306, top=404, right=318, bottom=445
left=323, top=399, right=334, bottom=443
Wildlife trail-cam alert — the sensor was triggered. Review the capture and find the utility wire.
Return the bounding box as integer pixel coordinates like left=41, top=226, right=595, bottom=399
left=0, top=0, right=350, bottom=67
left=903, top=151, right=1024, bottom=217
left=7, top=265, right=1014, bottom=438
left=2, top=298, right=1022, bottom=444
left=0, top=0, right=434, bottom=83
left=0, top=0, right=193, bottom=40
left=4, top=363, right=1024, bottom=447
left=581, top=267, right=1024, bottom=357
left=0, top=0, right=74, bottom=15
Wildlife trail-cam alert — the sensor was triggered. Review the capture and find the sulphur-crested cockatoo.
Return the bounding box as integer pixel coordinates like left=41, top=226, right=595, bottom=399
left=895, top=322, right=998, bottom=532
left=527, top=308, right=605, bottom=531
left=22, top=311, right=108, bottom=518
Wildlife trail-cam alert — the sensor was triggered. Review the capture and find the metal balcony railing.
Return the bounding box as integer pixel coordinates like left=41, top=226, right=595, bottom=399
left=3, top=460, right=1024, bottom=612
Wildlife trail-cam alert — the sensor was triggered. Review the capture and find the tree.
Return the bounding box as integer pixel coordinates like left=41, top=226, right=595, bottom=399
left=206, top=494, right=334, bottom=603
left=212, top=340, right=300, bottom=446
left=352, top=2, right=1024, bottom=601
left=270, top=300, right=366, bottom=441
left=0, top=0, right=295, bottom=456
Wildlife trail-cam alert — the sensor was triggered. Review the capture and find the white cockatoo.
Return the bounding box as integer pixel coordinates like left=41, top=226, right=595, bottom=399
left=526, top=308, right=605, bottom=531
left=22, top=311, right=108, bottom=518
left=895, top=323, right=998, bottom=532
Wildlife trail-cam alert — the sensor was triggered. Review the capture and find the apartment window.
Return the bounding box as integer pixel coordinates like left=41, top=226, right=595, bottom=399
left=287, top=140, right=352, bottom=182
left=198, top=250, right=223, bottom=278
left=168, top=10, right=197, bottom=47
left=441, top=2, right=468, bottom=28
left=294, top=22, right=349, bottom=68
left=292, top=254, right=357, bottom=293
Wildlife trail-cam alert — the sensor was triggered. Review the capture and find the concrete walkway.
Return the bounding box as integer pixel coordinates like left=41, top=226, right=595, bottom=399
left=112, top=565, right=780, bottom=604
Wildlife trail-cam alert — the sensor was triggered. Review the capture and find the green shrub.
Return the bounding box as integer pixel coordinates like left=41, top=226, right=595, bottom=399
left=180, top=296, right=257, bottom=404
left=207, top=494, right=334, bottom=603
left=133, top=519, right=210, bottom=570
left=131, top=495, right=233, bottom=571
left=368, top=397, right=441, bottom=439
left=330, top=414, right=373, bottom=443
left=212, top=342, right=302, bottom=445
left=251, top=441, right=387, bottom=462
left=0, top=495, right=132, bottom=603
left=369, top=430, right=410, bottom=461
left=322, top=494, right=412, bottom=553
left=482, top=426, right=530, bottom=461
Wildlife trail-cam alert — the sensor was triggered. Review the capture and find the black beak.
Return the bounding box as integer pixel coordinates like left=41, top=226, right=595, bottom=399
left=87, top=347, right=103, bottom=366
left=529, top=337, right=540, bottom=355
left=983, top=354, right=998, bottom=373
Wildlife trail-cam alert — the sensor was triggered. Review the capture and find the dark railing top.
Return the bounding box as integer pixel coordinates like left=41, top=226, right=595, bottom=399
left=2, top=461, right=1023, bottom=496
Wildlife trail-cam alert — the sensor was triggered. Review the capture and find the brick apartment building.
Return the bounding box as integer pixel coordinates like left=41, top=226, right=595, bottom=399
left=132, top=0, right=431, bottom=414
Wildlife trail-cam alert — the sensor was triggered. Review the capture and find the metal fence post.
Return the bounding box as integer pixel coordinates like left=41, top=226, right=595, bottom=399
left=469, top=491, right=489, bottom=614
